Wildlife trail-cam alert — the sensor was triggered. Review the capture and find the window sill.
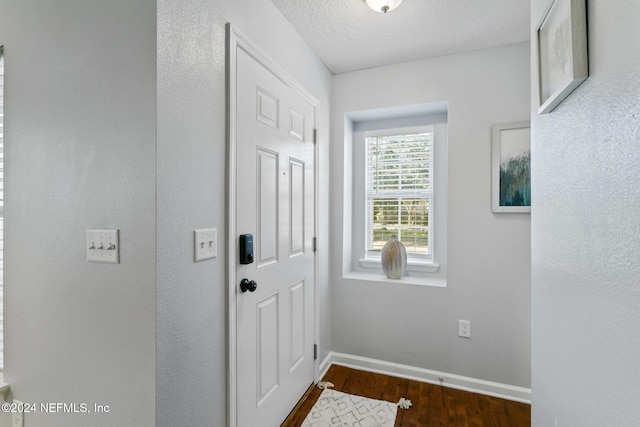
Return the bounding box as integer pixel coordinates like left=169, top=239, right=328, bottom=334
left=358, top=257, right=440, bottom=273
left=344, top=270, right=446, bottom=288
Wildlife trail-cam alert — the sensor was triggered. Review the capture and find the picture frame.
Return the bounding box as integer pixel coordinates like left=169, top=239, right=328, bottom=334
left=536, top=0, right=588, bottom=114
left=492, top=122, right=531, bottom=213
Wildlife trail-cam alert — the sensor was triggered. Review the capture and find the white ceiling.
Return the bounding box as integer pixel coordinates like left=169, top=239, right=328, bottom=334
left=271, top=0, right=531, bottom=74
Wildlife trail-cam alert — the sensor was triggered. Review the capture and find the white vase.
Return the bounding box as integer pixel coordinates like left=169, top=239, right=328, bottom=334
left=380, top=235, right=407, bottom=279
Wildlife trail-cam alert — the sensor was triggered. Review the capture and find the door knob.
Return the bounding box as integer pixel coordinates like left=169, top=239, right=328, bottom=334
left=240, top=278, right=257, bottom=293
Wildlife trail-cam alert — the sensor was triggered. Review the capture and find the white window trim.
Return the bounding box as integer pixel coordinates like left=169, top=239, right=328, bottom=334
left=346, top=112, right=448, bottom=286
left=342, top=270, right=447, bottom=287
left=358, top=256, right=440, bottom=273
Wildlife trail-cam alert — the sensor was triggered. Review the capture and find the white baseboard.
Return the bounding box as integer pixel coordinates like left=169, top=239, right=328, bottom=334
left=320, top=352, right=531, bottom=404
left=319, top=352, right=332, bottom=380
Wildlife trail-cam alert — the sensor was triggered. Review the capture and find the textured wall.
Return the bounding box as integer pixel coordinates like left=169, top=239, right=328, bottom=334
left=0, top=0, right=330, bottom=426
left=331, top=43, right=531, bottom=388
left=156, top=0, right=332, bottom=425
left=0, top=0, right=156, bottom=425
left=530, top=1, right=640, bottom=426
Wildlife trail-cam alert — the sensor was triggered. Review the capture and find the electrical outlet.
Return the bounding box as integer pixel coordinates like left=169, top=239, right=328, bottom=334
left=458, top=319, right=471, bottom=338
left=12, top=400, right=23, bottom=427
left=194, top=228, right=217, bottom=262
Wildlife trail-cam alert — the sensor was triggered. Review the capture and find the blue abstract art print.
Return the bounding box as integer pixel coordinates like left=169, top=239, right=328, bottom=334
left=492, top=122, right=531, bottom=213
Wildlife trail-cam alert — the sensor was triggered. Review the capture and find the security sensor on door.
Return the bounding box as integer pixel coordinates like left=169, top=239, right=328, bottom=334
left=239, top=234, right=254, bottom=264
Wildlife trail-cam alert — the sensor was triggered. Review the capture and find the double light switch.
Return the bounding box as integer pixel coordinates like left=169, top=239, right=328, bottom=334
left=194, top=228, right=217, bottom=261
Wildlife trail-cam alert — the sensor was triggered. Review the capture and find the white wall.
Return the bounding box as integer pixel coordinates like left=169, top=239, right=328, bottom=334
left=0, top=0, right=156, bottom=425
left=331, top=43, right=531, bottom=389
left=530, top=1, right=640, bottom=426
left=157, top=0, right=331, bottom=425
left=0, top=0, right=330, bottom=426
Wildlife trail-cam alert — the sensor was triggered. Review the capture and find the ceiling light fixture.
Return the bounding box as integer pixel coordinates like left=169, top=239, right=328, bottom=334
left=365, top=0, right=404, bottom=13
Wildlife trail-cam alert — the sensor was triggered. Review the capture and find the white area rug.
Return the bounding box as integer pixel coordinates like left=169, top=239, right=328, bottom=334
left=301, top=389, right=397, bottom=427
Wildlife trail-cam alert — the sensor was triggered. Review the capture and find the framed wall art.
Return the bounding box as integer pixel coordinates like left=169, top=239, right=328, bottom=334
left=492, top=122, right=531, bottom=213
left=536, top=0, right=588, bottom=114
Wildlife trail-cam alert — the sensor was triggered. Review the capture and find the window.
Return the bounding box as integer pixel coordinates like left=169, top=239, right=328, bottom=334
left=365, top=131, right=433, bottom=260
left=345, top=109, right=447, bottom=284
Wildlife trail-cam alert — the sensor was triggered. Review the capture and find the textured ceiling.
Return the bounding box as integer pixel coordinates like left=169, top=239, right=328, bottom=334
left=271, top=0, right=531, bottom=74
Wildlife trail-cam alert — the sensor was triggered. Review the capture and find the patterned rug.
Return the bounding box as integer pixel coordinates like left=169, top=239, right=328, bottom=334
left=301, top=389, right=397, bottom=427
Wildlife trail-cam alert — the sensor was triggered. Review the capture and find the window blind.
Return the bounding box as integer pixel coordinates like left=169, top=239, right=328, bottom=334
left=365, top=132, right=433, bottom=257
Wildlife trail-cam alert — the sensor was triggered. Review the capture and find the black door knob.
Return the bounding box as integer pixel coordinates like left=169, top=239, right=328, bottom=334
left=240, top=278, right=257, bottom=293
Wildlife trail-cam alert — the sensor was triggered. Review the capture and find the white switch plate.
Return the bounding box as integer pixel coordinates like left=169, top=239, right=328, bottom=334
left=194, top=228, right=217, bottom=262
left=87, top=229, right=120, bottom=263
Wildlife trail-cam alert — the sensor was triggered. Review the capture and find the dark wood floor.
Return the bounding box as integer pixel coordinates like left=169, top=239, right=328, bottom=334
left=282, top=365, right=530, bottom=427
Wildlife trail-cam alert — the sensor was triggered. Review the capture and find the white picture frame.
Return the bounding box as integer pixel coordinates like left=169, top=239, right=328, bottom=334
left=492, top=122, right=531, bottom=213
left=536, top=0, right=588, bottom=114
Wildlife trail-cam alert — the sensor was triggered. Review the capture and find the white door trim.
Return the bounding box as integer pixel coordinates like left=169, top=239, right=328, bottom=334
left=226, top=23, right=320, bottom=427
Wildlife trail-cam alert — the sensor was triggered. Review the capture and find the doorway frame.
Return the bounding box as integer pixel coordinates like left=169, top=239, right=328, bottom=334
left=226, top=23, right=320, bottom=427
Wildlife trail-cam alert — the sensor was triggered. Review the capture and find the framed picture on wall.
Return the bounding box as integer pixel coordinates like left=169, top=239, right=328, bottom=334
left=536, top=0, right=588, bottom=114
left=492, top=122, right=531, bottom=213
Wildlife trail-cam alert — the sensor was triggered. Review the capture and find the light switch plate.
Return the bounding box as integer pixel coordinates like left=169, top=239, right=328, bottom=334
left=194, top=228, right=217, bottom=262
left=87, top=229, right=120, bottom=263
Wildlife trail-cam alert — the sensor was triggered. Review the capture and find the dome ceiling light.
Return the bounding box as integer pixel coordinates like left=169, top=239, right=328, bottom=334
left=365, top=0, right=404, bottom=13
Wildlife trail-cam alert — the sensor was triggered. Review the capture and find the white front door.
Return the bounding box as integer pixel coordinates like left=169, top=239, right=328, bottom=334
left=234, top=42, right=316, bottom=427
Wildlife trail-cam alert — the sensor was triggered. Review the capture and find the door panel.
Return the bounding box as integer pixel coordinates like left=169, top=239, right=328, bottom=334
left=257, top=148, right=279, bottom=267
left=289, top=109, right=305, bottom=142
left=256, top=87, right=279, bottom=129
left=235, top=45, right=315, bottom=427
left=257, top=292, right=279, bottom=406
left=289, top=159, right=305, bottom=257
left=289, top=280, right=305, bottom=371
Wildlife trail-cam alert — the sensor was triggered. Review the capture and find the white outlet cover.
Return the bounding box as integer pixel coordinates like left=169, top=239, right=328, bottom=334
left=194, top=228, right=217, bottom=262
left=458, top=319, right=471, bottom=338
left=87, top=229, right=120, bottom=263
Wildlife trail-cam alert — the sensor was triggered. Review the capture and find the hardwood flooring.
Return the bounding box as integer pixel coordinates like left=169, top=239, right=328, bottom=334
left=282, top=365, right=530, bottom=427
